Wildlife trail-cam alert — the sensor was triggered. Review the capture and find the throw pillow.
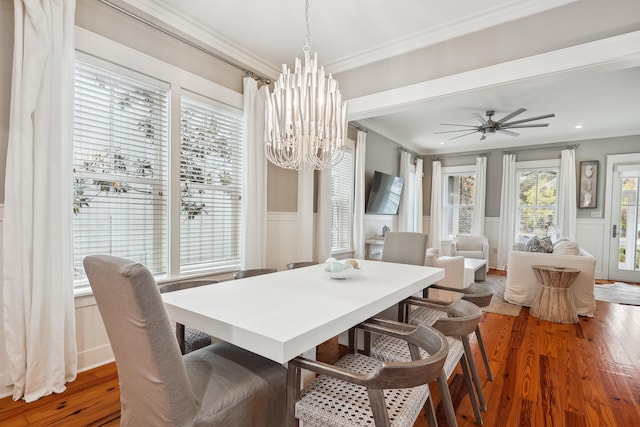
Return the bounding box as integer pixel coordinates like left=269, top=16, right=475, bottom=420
left=553, top=241, right=580, bottom=255
left=539, top=237, right=553, bottom=253
left=426, top=247, right=440, bottom=258
left=524, top=236, right=553, bottom=253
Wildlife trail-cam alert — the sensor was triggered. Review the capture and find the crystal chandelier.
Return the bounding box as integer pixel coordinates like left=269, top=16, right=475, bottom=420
left=264, top=0, right=347, bottom=170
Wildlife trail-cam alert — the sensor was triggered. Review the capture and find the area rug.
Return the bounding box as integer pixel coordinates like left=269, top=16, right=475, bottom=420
left=594, top=282, right=640, bottom=306
left=481, top=274, right=522, bottom=317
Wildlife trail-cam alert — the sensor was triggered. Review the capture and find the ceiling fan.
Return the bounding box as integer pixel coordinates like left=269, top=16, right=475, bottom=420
left=435, top=108, right=556, bottom=141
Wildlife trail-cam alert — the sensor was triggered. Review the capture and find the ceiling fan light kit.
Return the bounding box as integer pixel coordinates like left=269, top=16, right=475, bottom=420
left=436, top=108, right=555, bottom=141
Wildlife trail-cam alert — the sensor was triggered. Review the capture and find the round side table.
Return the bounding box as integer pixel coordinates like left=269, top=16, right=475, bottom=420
left=530, top=265, right=580, bottom=324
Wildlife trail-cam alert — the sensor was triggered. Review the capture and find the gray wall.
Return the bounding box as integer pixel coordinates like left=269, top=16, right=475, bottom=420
left=424, top=136, right=640, bottom=218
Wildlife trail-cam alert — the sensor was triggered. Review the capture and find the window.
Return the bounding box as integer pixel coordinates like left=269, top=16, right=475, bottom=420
left=72, top=36, right=243, bottom=293
left=517, top=165, right=558, bottom=239
left=179, top=96, right=243, bottom=273
left=442, top=168, right=475, bottom=238
left=330, top=141, right=355, bottom=254
left=73, top=60, right=170, bottom=283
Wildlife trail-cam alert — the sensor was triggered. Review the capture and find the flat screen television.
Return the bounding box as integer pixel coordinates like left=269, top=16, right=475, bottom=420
left=366, top=171, right=404, bottom=215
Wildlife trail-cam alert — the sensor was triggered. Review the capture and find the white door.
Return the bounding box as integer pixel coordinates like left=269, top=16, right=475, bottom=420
left=608, top=160, right=640, bottom=282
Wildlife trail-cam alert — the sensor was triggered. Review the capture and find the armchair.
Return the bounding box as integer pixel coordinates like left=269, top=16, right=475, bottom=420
left=424, top=248, right=465, bottom=302
left=445, top=234, right=489, bottom=276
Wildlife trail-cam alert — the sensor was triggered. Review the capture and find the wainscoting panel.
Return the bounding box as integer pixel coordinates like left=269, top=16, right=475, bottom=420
left=364, top=214, right=397, bottom=239
left=266, top=212, right=307, bottom=270
left=576, top=218, right=606, bottom=279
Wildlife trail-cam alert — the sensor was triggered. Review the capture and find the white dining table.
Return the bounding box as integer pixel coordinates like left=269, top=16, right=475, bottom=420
left=161, top=259, right=444, bottom=364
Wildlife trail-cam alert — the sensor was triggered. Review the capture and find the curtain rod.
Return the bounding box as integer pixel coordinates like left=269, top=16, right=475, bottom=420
left=431, top=151, right=490, bottom=161
left=502, top=143, right=579, bottom=155
left=397, top=146, right=423, bottom=160
left=96, top=0, right=272, bottom=84
left=350, top=122, right=368, bottom=133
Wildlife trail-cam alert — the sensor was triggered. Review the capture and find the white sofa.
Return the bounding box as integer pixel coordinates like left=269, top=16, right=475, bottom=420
left=505, top=247, right=596, bottom=317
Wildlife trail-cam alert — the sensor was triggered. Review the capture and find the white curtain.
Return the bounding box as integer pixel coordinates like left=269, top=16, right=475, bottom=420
left=352, top=131, right=367, bottom=259
left=497, top=153, right=518, bottom=270
left=397, top=150, right=412, bottom=231
left=316, top=169, right=332, bottom=262
left=4, top=0, right=77, bottom=402
left=471, top=156, right=487, bottom=235
left=429, top=160, right=443, bottom=249
left=557, top=148, right=577, bottom=241
left=241, top=77, right=269, bottom=269
left=413, top=158, right=424, bottom=233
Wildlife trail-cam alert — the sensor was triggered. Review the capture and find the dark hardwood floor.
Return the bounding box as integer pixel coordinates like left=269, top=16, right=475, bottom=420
left=1, top=283, right=639, bottom=426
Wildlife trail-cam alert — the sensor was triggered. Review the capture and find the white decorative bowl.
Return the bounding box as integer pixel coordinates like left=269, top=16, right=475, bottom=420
left=322, top=267, right=362, bottom=280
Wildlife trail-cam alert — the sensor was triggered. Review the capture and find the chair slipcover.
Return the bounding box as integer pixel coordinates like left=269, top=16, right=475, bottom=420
left=84, top=255, right=286, bottom=426
left=381, top=232, right=428, bottom=265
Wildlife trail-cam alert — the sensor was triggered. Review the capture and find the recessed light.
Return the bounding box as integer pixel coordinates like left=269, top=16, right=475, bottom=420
left=440, top=142, right=445, bottom=145
left=575, top=124, right=583, bottom=129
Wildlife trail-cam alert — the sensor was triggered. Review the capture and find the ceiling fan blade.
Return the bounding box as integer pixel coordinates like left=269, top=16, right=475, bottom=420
left=440, top=123, right=479, bottom=128
left=434, top=129, right=480, bottom=134
left=497, top=129, right=520, bottom=137
left=472, top=113, right=488, bottom=125
left=496, top=108, right=526, bottom=125
left=448, top=130, right=479, bottom=140
left=501, top=123, right=550, bottom=129
left=503, top=113, right=555, bottom=126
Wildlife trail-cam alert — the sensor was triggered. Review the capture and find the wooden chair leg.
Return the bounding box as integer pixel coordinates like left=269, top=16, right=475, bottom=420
left=460, top=353, right=483, bottom=425
left=475, top=326, right=494, bottom=381
left=462, top=335, right=487, bottom=411
left=436, top=371, right=458, bottom=427
left=424, top=394, right=438, bottom=427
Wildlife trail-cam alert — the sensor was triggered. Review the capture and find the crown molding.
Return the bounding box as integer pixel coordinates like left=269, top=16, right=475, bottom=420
left=119, top=0, right=280, bottom=78
left=120, top=0, right=577, bottom=77
left=326, top=0, right=579, bottom=74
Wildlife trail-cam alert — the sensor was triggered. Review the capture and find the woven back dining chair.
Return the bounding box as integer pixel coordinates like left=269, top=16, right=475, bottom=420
left=370, top=298, right=486, bottom=425
left=159, top=280, right=218, bottom=354
left=287, top=318, right=453, bottom=427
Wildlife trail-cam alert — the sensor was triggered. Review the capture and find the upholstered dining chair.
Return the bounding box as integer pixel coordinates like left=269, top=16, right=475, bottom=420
left=286, top=261, right=318, bottom=270
left=159, top=280, right=217, bottom=354
left=381, top=231, right=429, bottom=266
left=84, top=255, right=286, bottom=426
left=287, top=318, right=455, bottom=427
left=426, top=282, right=495, bottom=381
left=370, top=298, right=486, bottom=426
left=233, top=268, right=278, bottom=279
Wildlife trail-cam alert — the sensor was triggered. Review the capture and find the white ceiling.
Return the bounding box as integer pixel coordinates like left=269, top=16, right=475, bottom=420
left=123, top=0, right=640, bottom=154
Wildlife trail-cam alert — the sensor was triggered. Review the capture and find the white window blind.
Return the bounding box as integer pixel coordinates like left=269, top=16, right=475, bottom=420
left=331, top=147, right=355, bottom=253
left=179, top=96, right=243, bottom=272
left=518, top=169, right=558, bottom=238
left=442, top=173, right=475, bottom=238
left=72, top=60, right=169, bottom=288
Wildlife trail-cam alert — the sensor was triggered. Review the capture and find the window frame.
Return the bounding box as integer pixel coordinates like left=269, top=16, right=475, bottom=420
left=516, top=159, right=560, bottom=241
left=73, top=28, right=243, bottom=295
left=330, top=139, right=356, bottom=255
left=441, top=164, right=476, bottom=239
